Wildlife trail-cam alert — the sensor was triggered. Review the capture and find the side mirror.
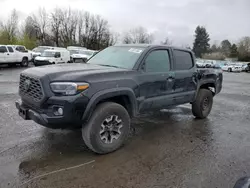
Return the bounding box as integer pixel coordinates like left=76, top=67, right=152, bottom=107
left=141, top=62, right=146, bottom=72
left=233, top=177, right=250, bottom=188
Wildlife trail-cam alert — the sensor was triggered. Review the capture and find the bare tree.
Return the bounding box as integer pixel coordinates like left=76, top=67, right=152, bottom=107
left=22, top=16, right=38, bottom=39
left=161, top=37, right=172, bottom=45
left=32, top=8, right=50, bottom=45
left=238, top=36, right=250, bottom=61
left=51, top=8, right=63, bottom=46
left=0, top=9, right=19, bottom=44
left=123, top=27, right=153, bottom=44
left=59, top=8, right=78, bottom=46
left=0, top=7, right=117, bottom=49
left=78, top=12, right=115, bottom=49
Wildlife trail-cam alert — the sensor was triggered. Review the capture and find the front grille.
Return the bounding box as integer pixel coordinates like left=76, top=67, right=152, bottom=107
left=19, top=74, right=44, bottom=102
left=35, top=60, right=50, bottom=64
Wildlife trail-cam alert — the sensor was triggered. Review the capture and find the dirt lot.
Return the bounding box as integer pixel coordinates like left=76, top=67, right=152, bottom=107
left=0, top=67, right=250, bottom=188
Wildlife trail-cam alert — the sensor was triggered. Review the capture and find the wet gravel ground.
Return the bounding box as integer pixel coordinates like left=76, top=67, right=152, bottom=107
left=0, top=66, right=250, bottom=188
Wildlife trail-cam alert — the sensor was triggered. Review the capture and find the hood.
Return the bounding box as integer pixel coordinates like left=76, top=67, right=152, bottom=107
left=71, top=54, right=90, bottom=58
left=35, top=56, right=51, bottom=61
left=32, top=51, right=41, bottom=56
left=21, top=63, right=130, bottom=81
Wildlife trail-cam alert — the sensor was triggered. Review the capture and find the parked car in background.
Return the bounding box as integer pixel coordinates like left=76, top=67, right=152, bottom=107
left=70, top=49, right=98, bottom=63
left=67, top=46, right=87, bottom=51
left=0, top=44, right=32, bottom=67
left=242, top=63, right=250, bottom=72
left=34, top=48, right=70, bottom=66
left=31, top=46, right=61, bottom=62
left=222, top=63, right=242, bottom=72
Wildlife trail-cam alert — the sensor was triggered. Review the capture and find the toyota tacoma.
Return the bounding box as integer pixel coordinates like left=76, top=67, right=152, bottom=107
left=16, top=44, right=223, bottom=154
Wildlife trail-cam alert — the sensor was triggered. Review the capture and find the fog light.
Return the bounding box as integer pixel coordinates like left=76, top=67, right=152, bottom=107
left=53, top=106, right=64, bottom=116
left=57, top=108, right=63, bottom=115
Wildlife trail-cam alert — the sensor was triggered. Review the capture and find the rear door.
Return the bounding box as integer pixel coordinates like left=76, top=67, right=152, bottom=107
left=0, top=46, right=8, bottom=63
left=172, top=49, right=197, bottom=104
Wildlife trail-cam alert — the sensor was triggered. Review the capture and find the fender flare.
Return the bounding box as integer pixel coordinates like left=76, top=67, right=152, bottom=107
left=82, top=87, right=138, bottom=122
left=194, top=80, right=216, bottom=100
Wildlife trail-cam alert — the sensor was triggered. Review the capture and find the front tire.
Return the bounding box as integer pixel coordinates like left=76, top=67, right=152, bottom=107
left=20, top=57, right=29, bottom=67
left=82, top=102, right=130, bottom=154
left=228, top=68, right=232, bottom=72
left=192, top=89, right=213, bottom=119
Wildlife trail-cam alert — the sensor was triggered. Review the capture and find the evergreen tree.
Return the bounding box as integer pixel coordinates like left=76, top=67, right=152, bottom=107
left=230, top=44, right=238, bottom=58
left=221, top=39, right=232, bottom=57
left=210, top=44, right=218, bottom=53
left=192, top=26, right=210, bottom=58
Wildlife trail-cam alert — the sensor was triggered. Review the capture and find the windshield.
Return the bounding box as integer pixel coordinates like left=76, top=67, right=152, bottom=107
left=80, top=50, right=94, bottom=56
left=41, top=51, right=56, bottom=57
left=87, top=46, right=145, bottom=69
left=33, top=47, right=50, bottom=53
left=69, top=50, right=79, bottom=55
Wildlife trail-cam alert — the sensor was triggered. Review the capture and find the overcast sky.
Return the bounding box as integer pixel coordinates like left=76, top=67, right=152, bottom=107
left=0, top=0, right=249, bottom=46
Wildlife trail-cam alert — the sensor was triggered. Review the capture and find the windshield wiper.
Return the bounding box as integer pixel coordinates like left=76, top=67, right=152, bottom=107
left=97, top=64, right=124, bottom=69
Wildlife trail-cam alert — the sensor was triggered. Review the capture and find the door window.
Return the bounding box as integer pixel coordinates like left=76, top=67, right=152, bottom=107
left=144, top=50, right=170, bottom=72
left=55, top=52, right=61, bottom=58
left=16, top=46, right=26, bottom=52
left=0, top=46, right=7, bottom=53
left=7, top=47, right=14, bottom=53
left=173, top=50, right=193, bottom=70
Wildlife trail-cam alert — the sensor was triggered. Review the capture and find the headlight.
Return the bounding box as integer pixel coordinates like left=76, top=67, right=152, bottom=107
left=50, top=82, right=89, bottom=95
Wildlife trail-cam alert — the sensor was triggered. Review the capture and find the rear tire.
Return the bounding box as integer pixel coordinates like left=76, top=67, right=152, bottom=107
left=228, top=68, right=232, bottom=72
left=192, top=89, right=213, bottom=119
left=82, top=102, right=130, bottom=154
left=20, top=57, right=29, bottom=67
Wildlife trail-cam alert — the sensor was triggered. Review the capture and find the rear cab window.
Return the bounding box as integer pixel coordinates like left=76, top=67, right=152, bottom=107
left=16, top=46, right=26, bottom=52
left=173, top=49, right=194, bottom=70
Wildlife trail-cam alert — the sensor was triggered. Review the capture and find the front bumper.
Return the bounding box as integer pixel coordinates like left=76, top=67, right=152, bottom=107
left=15, top=95, right=89, bottom=129
left=34, top=60, right=52, bottom=66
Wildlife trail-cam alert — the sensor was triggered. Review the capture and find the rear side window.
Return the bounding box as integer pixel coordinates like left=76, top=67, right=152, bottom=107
left=145, top=50, right=170, bottom=72
left=7, top=47, right=14, bottom=53
left=16, top=46, right=26, bottom=52
left=173, top=50, right=193, bottom=70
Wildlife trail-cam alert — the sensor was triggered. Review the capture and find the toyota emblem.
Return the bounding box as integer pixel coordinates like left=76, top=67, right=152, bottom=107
left=24, top=79, right=31, bottom=92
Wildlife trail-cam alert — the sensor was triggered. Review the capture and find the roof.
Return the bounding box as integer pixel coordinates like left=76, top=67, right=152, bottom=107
left=44, top=48, right=68, bottom=52
left=114, top=44, right=192, bottom=52
left=114, top=44, right=151, bottom=48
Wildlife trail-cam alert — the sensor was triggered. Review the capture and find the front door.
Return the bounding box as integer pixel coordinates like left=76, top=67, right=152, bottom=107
left=172, top=49, right=197, bottom=104
left=136, top=48, right=175, bottom=112
left=7, top=46, right=16, bottom=62
left=0, top=46, right=8, bottom=63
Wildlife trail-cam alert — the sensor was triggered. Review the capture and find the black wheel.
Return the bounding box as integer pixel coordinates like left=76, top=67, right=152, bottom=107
left=192, top=89, right=213, bottom=119
left=228, top=68, right=232, bottom=72
left=20, top=57, right=29, bottom=67
left=82, top=102, right=130, bottom=154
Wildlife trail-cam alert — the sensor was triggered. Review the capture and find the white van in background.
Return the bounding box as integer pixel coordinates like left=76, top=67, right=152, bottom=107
left=71, top=49, right=98, bottom=63
left=34, top=48, right=70, bottom=66
left=31, top=46, right=66, bottom=62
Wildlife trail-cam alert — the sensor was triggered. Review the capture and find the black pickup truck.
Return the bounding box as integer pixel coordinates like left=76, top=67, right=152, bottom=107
left=16, top=44, right=223, bottom=154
